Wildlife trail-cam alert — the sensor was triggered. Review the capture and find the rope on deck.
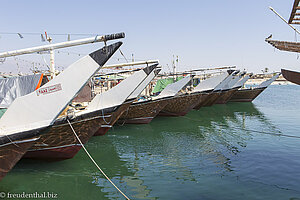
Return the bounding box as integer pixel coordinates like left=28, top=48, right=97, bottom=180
left=67, top=119, right=131, bottom=200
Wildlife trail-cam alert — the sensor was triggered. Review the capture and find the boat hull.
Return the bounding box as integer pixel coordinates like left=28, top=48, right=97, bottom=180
left=215, top=89, right=238, bottom=104
left=159, top=93, right=203, bottom=116
left=0, top=138, right=38, bottom=180
left=118, top=98, right=168, bottom=124
left=94, top=102, right=132, bottom=135
left=23, top=102, right=131, bottom=160
left=281, top=69, right=300, bottom=85
left=200, top=92, right=222, bottom=107
left=229, top=87, right=265, bottom=102
left=192, top=93, right=210, bottom=110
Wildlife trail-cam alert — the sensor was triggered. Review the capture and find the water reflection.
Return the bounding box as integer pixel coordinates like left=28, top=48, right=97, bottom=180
left=2, top=94, right=297, bottom=200
left=105, top=102, right=281, bottom=198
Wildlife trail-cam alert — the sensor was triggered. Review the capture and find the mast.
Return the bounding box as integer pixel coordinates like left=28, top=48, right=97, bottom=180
left=45, top=32, right=56, bottom=78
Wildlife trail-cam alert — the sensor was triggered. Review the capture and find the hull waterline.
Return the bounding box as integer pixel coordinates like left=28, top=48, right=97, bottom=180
left=118, top=98, right=168, bottom=124
left=193, top=93, right=210, bottom=110
left=229, top=87, right=265, bottom=102
left=0, top=138, right=38, bottom=180
left=159, top=93, right=203, bottom=116
left=281, top=69, right=300, bottom=85
left=215, top=89, right=239, bottom=104
left=23, top=102, right=132, bottom=160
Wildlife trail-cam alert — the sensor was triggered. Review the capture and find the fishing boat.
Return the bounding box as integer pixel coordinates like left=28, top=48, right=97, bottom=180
left=196, top=71, right=235, bottom=107
left=158, top=75, right=208, bottom=116
left=199, top=70, right=239, bottom=106
left=94, top=65, right=161, bottom=134
left=24, top=64, right=159, bottom=159
left=119, top=75, right=192, bottom=123
left=192, top=71, right=233, bottom=110
left=214, top=71, right=246, bottom=104
left=0, top=34, right=124, bottom=180
left=229, top=73, right=280, bottom=102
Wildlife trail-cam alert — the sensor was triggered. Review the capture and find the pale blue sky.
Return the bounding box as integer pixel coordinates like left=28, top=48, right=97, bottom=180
left=0, top=0, right=299, bottom=74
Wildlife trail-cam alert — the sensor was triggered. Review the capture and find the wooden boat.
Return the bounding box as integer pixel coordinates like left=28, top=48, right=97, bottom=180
left=229, top=73, right=280, bottom=102
left=24, top=64, right=159, bottom=159
left=265, top=1, right=300, bottom=85
left=198, top=70, right=239, bottom=106
left=198, top=91, right=222, bottom=107
left=192, top=71, right=232, bottom=110
left=159, top=93, right=202, bottom=116
left=281, top=69, right=300, bottom=85
left=214, top=71, right=247, bottom=104
left=0, top=38, right=124, bottom=180
left=118, top=98, right=168, bottom=124
left=119, top=75, right=192, bottom=123
left=94, top=66, right=161, bottom=134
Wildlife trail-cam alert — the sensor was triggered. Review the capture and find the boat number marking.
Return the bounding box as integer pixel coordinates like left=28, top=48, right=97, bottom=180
left=36, top=84, right=62, bottom=96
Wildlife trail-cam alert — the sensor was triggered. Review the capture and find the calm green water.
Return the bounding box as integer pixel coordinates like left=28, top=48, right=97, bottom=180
left=1, top=85, right=300, bottom=200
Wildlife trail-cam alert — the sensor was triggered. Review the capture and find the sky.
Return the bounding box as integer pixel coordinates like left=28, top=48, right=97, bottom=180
left=0, top=0, right=300, bottom=74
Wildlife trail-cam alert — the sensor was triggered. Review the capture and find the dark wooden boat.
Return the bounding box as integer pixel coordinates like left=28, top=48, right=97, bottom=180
left=118, top=98, right=169, bottom=124
left=23, top=64, right=159, bottom=159
left=93, top=101, right=132, bottom=136
left=215, top=88, right=239, bottom=104
left=214, top=71, right=249, bottom=104
left=24, top=102, right=131, bottom=159
left=199, top=91, right=222, bottom=107
left=193, top=92, right=211, bottom=109
left=281, top=69, right=300, bottom=85
left=119, top=75, right=193, bottom=123
left=229, top=73, right=280, bottom=102
left=95, top=67, right=161, bottom=134
left=0, top=136, right=40, bottom=180
left=159, top=93, right=204, bottom=116
left=229, top=87, right=265, bottom=102
left=0, top=39, right=124, bottom=180
left=192, top=71, right=232, bottom=110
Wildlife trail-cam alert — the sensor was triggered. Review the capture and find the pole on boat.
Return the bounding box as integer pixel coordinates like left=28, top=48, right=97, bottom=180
left=269, top=6, right=300, bottom=35
left=49, top=49, right=55, bottom=78
left=0, top=33, right=125, bottom=58
left=102, top=60, right=159, bottom=69
left=45, top=32, right=56, bottom=78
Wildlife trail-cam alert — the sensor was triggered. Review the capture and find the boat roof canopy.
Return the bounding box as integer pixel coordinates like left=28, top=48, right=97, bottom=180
left=265, top=39, right=300, bottom=53
left=289, top=0, right=300, bottom=24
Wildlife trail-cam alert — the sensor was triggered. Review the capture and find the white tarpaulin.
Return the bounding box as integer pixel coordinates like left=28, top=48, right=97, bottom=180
left=0, top=74, right=43, bottom=108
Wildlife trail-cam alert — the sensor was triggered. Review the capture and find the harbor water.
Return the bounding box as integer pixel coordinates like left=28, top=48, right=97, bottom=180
left=1, top=85, right=300, bottom=200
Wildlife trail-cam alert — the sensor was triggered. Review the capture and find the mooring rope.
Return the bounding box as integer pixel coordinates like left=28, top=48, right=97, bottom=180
left=5, top=134, right=20, bottom=147
left=181, top=115, right=300, bottom=139
left=117, top=106, right=130, bottom=126
left=67, top=119, right=131, bottom=200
